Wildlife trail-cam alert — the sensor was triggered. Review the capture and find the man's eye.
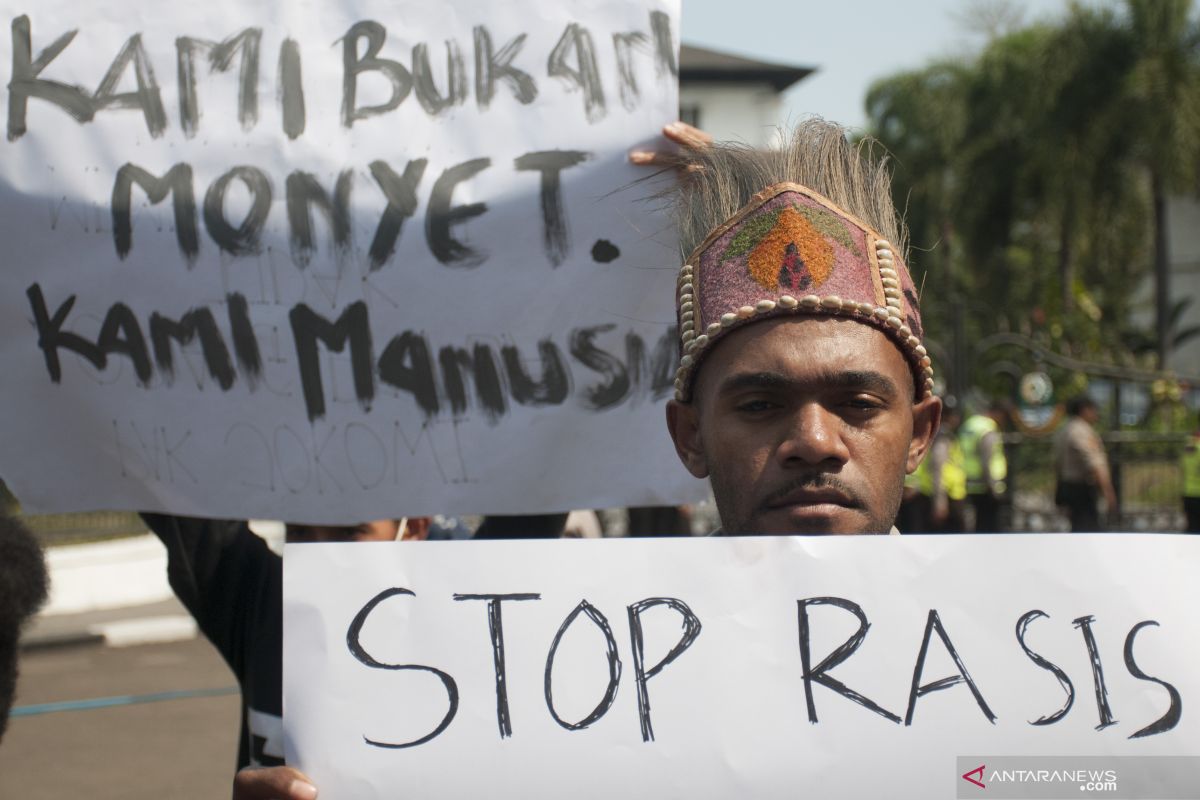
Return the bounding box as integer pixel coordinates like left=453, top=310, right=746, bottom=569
left=843, top=397, right=884, bottom=412
left=736, top=399, right=778, bottom=413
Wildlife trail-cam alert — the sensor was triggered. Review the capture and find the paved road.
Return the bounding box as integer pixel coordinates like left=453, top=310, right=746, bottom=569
left=0, top=638, right=240, bottom=799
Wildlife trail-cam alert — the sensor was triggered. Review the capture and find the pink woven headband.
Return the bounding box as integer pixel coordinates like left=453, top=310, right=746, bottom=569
left=674, top=182, right=932, bottom=401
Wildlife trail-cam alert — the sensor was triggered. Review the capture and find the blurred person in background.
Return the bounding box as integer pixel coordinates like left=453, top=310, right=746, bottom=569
left=903, top=401, right=967, bottom=533
left=1053, top=396, right=1117, bottom=532
left=1181, top=419, right=1200, bottom=533
left=960, top=399, right=1009, bottom=532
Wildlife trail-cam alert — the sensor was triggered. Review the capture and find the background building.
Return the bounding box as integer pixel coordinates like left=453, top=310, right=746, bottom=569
left=679, top=43, right=813, bottom=147
left=1165, top=196, right=1200, bottom=377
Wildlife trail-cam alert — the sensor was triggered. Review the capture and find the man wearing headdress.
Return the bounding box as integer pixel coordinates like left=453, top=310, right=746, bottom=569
left=231, top=120, right=938, bottom=798
left=657, top=120, right=942, bottom=535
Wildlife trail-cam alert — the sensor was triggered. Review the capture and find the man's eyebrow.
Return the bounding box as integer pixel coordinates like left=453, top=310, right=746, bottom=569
left=717, top=372, right=792, bottom=395
left=717, top=370, right=901, bottom=398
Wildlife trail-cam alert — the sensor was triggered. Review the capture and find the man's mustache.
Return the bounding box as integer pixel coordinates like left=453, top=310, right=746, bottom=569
left=758, top=473, right=865, bottom=509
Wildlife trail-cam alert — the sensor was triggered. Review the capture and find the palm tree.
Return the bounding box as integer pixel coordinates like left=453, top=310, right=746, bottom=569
left=1119, top=0, right=1200, bottom=368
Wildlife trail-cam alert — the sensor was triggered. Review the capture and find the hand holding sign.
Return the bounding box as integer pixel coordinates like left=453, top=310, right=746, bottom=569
left=628, top=121, right=713, bottom=168
left=232, top=766, right=318, bottom=800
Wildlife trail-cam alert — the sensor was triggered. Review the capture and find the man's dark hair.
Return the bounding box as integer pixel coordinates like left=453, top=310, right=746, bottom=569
left=0, top=514, right=49, bottom=741
left=1065, top=395, right=1097, bottom=417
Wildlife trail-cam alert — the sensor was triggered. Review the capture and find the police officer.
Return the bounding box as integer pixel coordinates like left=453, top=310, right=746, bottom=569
left=960, top=400, right=1009, bottom=532
left=1183, top=422, right=1200, bottom=533
left=907, top=402, right=967, bottom=533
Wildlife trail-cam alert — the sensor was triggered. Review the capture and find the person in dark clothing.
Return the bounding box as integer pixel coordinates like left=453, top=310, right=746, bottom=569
left=0, top=513, right=49, bottom=743
left=143, top=513, right=428, bottom=799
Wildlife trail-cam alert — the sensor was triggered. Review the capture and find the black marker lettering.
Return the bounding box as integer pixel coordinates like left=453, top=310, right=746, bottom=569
left=149, top=308, right=235, bottom=390
left=649, top=326, right=678, bottom=399
left=1073, top=615, right=1117, bottom=730
left=513, top=150, right=589, bottom=267
left=7, top=15, right=93, bottom=141
left=93, top=34, right=167, bottom=137
left=97, top=303, right=152, bottom=385
left=111, top=163, right=198, bottom=262
left=289, top=302, right=374, bottom=421
left=367, top=158, right=428, bottom=270
left=797, top=597, right=900, bottom=724
left=1124, top=621, right=1181, bottom=739
left=26, top=283, right=104, bottom=380
left=649, top=11, right=678, bottom=78
left=905, top=609, right=996, bottom=725
left=547, top=23, right=605, bottom=123
left=277, top=38, right=305, bottom=140
left=341, top=21, right=412, bottom=127
left=438, top=343, right=506, bottom=422
left=378, top=331, right=439, bottom=416
left=285, top=170, right=353, bottom=268
left=502, top=339, right=569, bottom=406
left=454, top=593, right=541, bottom=738
left=426, top=158, right=490, bottom=267
left=473, top=26, right=537, bottom=109
left=627, top=597, right=702, bottom=742
left=624, top=327, right=677, bottom=401
left=1015, top=610, right=1074, bottom=725
left=412, top=41, right=466, bottom=115
left=346, top=588, right=458, bottom=748
left=544, top=600, right=622, bottom=730
left=203, top=166, right=272, bottom=256
left=591, top=238, right=620, bottom=263
left=225, top=292, right=262, bottom=388
left=570, top=324, right=629, bottom=409
left=176, top=29, right=261, bottom=137
left=612, top=32, right=648, bottom=111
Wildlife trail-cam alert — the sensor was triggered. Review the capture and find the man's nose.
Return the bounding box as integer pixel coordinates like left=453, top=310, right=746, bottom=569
left=776, top=403, right=850, bottom=467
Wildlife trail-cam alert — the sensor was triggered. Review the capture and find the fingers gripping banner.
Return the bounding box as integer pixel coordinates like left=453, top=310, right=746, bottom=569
left=0, top=0, right=698, bottom=521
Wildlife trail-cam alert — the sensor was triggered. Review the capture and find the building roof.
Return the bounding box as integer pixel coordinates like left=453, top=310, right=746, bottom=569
left=679, top=44, right=815, bottom=92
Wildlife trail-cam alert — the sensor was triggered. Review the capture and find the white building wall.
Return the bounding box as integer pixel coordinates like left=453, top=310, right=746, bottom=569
left=1167, top=195, right=1200, bottom=376
left=679, top=83, right=783, bottom=147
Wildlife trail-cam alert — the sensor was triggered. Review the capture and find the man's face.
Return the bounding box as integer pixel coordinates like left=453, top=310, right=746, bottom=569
left=666, top=317, right=940, bottom=535
left=285, top=520, right=401, bottom=543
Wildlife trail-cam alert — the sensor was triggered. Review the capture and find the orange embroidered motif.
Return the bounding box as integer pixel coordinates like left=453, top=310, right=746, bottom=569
left=744, top=207, right=834, bottom=292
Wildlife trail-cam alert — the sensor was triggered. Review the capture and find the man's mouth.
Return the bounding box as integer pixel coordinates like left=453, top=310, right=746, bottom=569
left=761, top=481, right=861, bottom=515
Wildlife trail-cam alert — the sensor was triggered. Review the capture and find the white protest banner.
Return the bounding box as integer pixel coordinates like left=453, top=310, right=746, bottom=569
left=284, top=534, right=1200, bottom=799
left=0, top=0, right=698, bottom=522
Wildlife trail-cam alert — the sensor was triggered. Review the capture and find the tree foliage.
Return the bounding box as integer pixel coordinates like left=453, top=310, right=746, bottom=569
left=866, top=0, right=1200, bottom=391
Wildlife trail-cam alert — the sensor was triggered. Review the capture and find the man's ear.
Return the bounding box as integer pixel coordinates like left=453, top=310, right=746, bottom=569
left=402, top=517, right=431, bottom=541
left=666, top=399, right=709, bottom=479
left=906, top=394, right=943, bottom=473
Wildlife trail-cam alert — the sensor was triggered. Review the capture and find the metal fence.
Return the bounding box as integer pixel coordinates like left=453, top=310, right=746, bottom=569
left=4, top=432, right=1190, bottom=539
left=15, top=511, right=148, bottom=547
left=1004, top=432, right=1188, bottom=532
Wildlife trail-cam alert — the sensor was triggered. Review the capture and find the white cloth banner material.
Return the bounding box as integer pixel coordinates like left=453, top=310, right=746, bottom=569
left=284, top=534, right=1200, bottom=799
left=0, top=0, right=697, bottom=521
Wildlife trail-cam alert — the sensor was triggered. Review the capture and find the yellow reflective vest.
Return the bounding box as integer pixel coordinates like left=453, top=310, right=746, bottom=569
left=911, top=438, right=967, bottom=501
left=1183, top=434, right=1200, bottom=499
left=960, top=414, right=1006, bottom=494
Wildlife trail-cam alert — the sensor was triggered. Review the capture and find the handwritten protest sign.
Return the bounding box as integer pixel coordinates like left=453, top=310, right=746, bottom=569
left=284, top=534, right=1200, bottom=799
left=0, top=0, right=698, bottom=521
